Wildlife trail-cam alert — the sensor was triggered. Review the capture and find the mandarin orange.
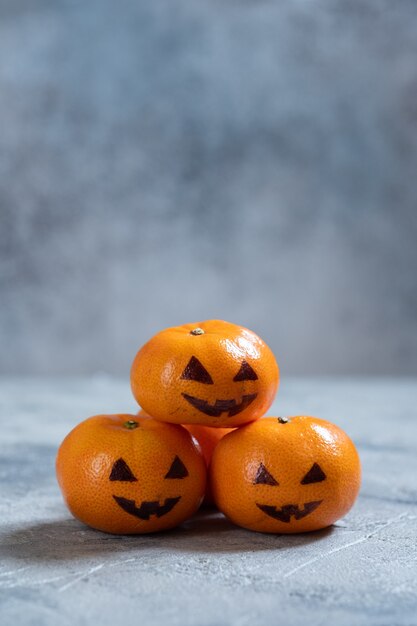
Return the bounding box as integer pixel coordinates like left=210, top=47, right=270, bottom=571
left=210, top=416, right=361, bottom=533
left=130, top=320, right=279, bottom=427
left=183, top=424, right=234, bottom=505
left=56, top=414, right=206, bottom=534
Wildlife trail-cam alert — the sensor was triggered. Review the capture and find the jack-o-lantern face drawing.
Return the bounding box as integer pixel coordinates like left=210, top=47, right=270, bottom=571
left=110, top=455, right=188, bottom=520
left=130, top=320, right=279, bottom=427
left=210, top=416, right=361, bottom=534
left=254, top=461, right=327, bottom=522
left=180, top=356, right=258, bottom=417
left=56, top=414, right=206, bottom=534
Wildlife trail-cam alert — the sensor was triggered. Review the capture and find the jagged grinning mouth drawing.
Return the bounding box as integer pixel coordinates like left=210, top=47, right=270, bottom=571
left=181, top=393, right=258, bottom=417
left=113, top=496, right=181, bottom=520
left=256, top=500, right=323, bottom=523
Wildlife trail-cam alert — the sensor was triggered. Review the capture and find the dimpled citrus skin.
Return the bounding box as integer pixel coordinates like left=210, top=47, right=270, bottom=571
left=56, top=414, right=206, bottom=534
left=137, top=410, right=233, bottom=505
left=130, top=320, right=279, bottom=428
left=210, top=416, right=361, bottom=534
left=183, top=424, right=235, bottom=505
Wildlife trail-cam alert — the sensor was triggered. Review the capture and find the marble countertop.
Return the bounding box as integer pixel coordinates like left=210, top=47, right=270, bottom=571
left=1, top=377, right=416, bottom=626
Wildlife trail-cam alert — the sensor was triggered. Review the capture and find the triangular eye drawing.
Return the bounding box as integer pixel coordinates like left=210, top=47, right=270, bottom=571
left=301, top=463, right=326, bottom=484
left=233, top=361, right=258, bottom=382
left=180, top=356, right=213, bottom=384
left=109, top=458, right=138, bottom=482
left=165, top=455, right=189, bottom=479
left=253, top=463, right=279, bottom=486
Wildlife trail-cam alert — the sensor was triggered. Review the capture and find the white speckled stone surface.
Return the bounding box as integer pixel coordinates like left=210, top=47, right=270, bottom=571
left=1, top=377, right=417, bottom=625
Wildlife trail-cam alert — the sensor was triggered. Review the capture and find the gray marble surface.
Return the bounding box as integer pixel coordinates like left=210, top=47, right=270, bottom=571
left=1, top=376, right=416, bottom=626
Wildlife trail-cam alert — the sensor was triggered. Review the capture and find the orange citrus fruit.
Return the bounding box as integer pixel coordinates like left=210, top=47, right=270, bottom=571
left=137, top=409, right=233, bottom=505
left=183, top=424, right=235, bottom=505
left=130, top=320, right=279, bottom=427
left=210, top=416, right=361, bottom=533
left=56, top=414, right=206, bottom=534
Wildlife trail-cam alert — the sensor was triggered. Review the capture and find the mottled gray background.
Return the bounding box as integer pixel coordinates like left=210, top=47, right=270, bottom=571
left=1, top=0, right=417, bottom=377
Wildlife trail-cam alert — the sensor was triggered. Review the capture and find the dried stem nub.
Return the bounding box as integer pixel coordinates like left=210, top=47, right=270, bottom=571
left=124, top=420, right=139, bottom=429
left=190, top=328, right=205, bottom=336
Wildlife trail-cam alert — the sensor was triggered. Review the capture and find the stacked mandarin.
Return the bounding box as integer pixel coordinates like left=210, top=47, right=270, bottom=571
left=56, top=319, right=361, bottom=534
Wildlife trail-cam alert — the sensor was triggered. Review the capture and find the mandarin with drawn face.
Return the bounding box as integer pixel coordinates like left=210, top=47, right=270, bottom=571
left=56, top=414, right=206, bottom=534
left=130, top=320, right=279, bottom=427
left=210, top=416, right=361, bottom=533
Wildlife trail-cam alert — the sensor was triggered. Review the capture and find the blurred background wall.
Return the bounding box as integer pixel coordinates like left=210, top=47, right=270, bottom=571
left=1, top=0, right=417, bottom=377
